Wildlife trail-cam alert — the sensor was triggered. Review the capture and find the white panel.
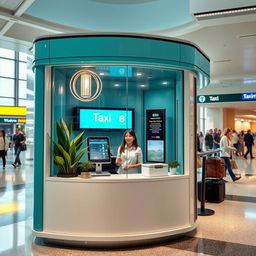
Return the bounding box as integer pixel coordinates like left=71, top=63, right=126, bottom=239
left=190, top=0, right=256, bottom=14
left=44, top=176, right=190, bottom=236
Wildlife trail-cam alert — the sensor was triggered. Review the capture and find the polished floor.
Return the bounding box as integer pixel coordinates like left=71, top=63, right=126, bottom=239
left=0, top=147, right=256, bottom=255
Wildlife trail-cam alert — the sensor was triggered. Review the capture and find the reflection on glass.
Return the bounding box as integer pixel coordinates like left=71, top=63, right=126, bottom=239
left=0, top=48, right=15, bottom=59
left=19, top=62, right=27, bottom=80
left=0, top=97, right=14, bottom=106
left=0, top=59, right=15, bottom=78
left=0, top=78, right=15, bottom=97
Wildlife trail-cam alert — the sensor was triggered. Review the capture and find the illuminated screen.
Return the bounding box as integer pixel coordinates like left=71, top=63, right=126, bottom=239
left=76, top=108, right=134, bottom=130
left=87, top=137, right=111, bottom=163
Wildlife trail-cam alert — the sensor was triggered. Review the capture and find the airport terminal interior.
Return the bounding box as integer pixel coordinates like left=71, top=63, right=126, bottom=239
left=0, top=0, right=256, bottom=255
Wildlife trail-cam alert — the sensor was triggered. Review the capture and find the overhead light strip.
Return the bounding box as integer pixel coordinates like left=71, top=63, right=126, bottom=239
left=194, top=5, right=256, bottom=18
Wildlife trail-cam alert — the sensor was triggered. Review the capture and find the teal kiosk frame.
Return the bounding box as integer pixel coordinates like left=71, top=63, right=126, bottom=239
left=33, top=33, right=210, bottom=247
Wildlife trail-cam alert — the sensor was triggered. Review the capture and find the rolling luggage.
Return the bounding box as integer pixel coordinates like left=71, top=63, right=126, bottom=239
left=206, top=158, right=226, bottom=178
left=198, top=178, right=225, bottom=203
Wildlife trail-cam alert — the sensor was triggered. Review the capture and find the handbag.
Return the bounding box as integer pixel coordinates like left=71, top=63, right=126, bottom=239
left=231, top=159, right=238, bottom=169
left=21, top=144, right=27, bottom=151
left=197, top=156, right=202, bottom=168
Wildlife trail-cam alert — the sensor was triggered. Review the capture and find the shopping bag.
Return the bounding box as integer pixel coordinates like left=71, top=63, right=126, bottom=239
left=231, top=159, right=238, bottom=169
left=197, top=156, right=202, bottom=168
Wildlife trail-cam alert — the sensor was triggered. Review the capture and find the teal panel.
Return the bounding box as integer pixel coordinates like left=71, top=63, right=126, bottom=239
left=175, top=71, right=184, bottom=174
left=33, top=66, right=44, bottom=231
left=49, top=37, right=181, bottom=63
left=180, top=45, right=199, bottom=67
left=34, top=40, right=50, bottom=60
left=199, top=55, right=210, bottom=75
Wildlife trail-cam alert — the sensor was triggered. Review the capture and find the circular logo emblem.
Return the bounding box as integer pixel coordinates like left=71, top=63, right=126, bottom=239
left=198, top=96, right=206, bottom=103
left=69, top=70, right=102, bottom=102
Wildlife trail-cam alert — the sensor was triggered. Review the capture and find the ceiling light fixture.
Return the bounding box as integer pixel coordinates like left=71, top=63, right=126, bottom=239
left=140, top=84, right=146, bottom=88
left=114, top=84, right=120, bottom=87
left=194, top=6, right=256, bottom=19
left=162, top=81, right=168, bottom=85
left=136, top=73, right=142, bottom=76
left=99, top=72, right=105, bottom=76
left=213, top=59, right=232, bottom=63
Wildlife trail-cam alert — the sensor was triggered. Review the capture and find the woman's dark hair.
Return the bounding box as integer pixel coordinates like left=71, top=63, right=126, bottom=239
left=119, top=129, right=138, bottom=154
left=0, top=130, right=5, bottom=144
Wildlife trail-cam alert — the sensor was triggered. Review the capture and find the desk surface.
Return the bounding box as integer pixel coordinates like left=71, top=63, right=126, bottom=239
left=46, top=173, right=189, bottom=183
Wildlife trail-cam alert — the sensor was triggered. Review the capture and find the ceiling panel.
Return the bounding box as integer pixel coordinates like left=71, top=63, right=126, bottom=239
left=5, top=23, right=54, bottom=43
left=0, top=0, right=23, bottom=11
left=0, top=18, right=6, bottom=29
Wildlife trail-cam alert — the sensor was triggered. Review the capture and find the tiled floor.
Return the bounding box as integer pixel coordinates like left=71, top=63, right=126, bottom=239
left=1, top=148, right=256, bottom=255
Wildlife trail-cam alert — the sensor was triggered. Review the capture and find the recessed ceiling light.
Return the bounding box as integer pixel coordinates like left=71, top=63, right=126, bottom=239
left=114, top=84, right=120, bottom=87
left=99, top=72, right=105, bottom=75
left=136, top=73, right=142, bottom=76
left=140, top=84, right=146, bottom=88
left=162, top=81, right=168, bottom=85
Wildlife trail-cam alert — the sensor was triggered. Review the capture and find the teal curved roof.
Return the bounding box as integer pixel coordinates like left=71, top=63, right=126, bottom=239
left=33, top=33, right=210, bottom=76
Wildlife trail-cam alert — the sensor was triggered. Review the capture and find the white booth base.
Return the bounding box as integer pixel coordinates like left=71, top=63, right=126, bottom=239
left=35, top=174, right=196, bottom=246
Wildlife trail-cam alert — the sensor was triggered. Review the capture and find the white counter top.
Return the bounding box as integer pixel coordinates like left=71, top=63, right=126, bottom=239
left=45, top=173, right=189, bottom=183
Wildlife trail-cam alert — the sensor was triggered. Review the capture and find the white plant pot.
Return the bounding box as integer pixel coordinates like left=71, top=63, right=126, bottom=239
left=169, top=168, right=176, bottom=175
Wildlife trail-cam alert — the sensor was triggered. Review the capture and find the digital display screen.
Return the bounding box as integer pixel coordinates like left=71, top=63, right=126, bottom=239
left=87, top=137, right=111, bottom=162
left=147, top=140, right=164, bottom=162
left=77, top=108, right=134, bottom=130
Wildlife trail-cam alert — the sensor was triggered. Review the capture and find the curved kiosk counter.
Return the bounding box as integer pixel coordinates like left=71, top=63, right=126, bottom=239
left=33, top=33, right=210, bottom=247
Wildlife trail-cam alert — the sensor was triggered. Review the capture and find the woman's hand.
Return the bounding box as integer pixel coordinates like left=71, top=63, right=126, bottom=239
left=116, top=157, right=123, bottom=165
left=123, top=165, right=133, bottom=170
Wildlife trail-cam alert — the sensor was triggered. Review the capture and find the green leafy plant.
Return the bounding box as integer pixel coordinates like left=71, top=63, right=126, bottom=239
left=78, top=161, right=94, bottom=172
left=168, top=160, right=180, bottom=169
left=50, top=118, right=87, bottom=176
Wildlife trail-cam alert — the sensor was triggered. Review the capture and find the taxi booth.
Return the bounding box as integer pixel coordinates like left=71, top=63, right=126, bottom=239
left=33, top=33, right=210, bottom=247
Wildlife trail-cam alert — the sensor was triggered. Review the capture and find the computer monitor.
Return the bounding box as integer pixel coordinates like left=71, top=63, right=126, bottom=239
left=87, top=137, right=111, bottom=174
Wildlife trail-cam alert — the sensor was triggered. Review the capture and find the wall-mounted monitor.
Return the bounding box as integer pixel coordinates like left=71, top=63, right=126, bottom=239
left=74, top=107, right=134, bottom=130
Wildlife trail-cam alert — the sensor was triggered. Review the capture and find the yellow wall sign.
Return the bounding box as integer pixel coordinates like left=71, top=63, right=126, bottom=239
left=0, top=106, right=26, bottom=116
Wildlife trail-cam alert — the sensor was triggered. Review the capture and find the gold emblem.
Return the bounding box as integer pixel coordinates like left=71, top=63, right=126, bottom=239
left=69, top=70, right=102, bottom=102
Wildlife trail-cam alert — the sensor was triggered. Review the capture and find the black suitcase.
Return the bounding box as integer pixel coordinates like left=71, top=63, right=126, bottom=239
left=198, top=178, right=225, bottom=203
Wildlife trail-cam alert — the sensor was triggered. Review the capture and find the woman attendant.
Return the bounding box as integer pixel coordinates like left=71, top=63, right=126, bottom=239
left=116, top=130, right=143, bottom=174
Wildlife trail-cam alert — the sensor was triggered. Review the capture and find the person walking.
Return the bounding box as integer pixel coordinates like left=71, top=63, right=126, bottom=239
left=237, top=130, right=245, bottom=157
left=12, top=128, right=26, bottom=168
left=0, top=130, right=9, bottom=168
left=244, top=129, right=254, bottom=159
left=220, top=128, right=241, bottom=182
left=232, top=130, right=239, bottom=156
left=205, top=129, right=213, bottom=150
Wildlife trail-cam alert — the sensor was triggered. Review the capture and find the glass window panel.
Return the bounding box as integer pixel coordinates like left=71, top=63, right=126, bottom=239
left=19, top=80, right=27, bottom=99
left=0, top=97, right=14, bottom=106
left=19, top=52, right=27, bottom=62
left=0, top=59, right=15, bottom=78
left=18, top=99, right=34, bottom=108
left=19, top=62, right=27, bottom=80
left=0, top=48, right=15, bottom=59
left=0, top=78, right=15, bottom=97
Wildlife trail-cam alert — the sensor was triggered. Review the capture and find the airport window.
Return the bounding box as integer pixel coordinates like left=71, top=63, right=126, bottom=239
left=0, top=97, right=15, bottom=106
left=0, top=48, right=15, bottom=59
left=0, top=58, right=15, bottom=78
left=19, top=61, right=27, bottom=80
left=19, top=52, right=27, bottom=62
left=18, top=80, right=27, bottom=99
left=0, top=77, right=15, bottom=98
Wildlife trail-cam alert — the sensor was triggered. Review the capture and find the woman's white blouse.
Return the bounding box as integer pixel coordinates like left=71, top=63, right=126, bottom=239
left=0, top=136, right=9, bottom=151
left=220, top=135, right=234, bottom=157
left=117, top=145, right=143, bottom=174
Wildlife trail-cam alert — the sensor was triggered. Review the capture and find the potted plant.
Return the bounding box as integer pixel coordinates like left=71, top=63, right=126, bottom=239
left=168, top=160, right=179, bottom=175
left=50, top=118, right=87, bottom=177
left=79, top=161, right=94, bottom=179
